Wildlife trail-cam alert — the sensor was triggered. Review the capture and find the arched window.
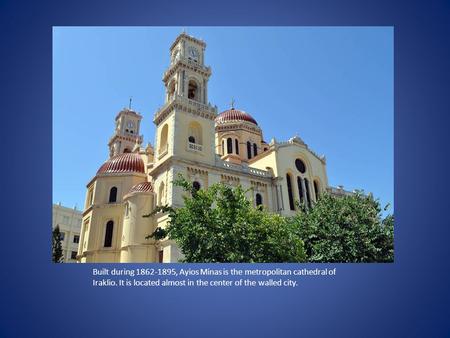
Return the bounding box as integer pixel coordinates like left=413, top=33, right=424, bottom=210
left=304, top=178, right=312, bottom=208
left=255, top=193, right=263, bottom=207
left=104, top=221, right=114, bottom=247
left=192, top=181, right=201, bottom=192
left=297, top=177, right=304, bottom=205
left=159, top=124, right=169, bottom=153
left=188, top=121, right=202, bottom=145
left=247, top=141, right=252, bottom=159
left=286, top=173, right=295, bottom=211
left=188, top=136, right=195, bottom=143
left=253, top=143, right=258, bottom=157
left=188, top=80, right=199, bottom=101
left=109, top=187, right=117, bottom=203
left=227, top=138, right=233, bottom=154
left=235, top=139, right=239, bottom=155
left=222, top=140, right=225, bottom=155
left=314, top=180, right=320, bottom=201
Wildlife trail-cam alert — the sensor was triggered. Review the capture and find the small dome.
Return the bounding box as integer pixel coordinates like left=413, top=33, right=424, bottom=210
left=97, top=153, right=145, bottom=175
left=215, top=108, right=258, bottom=126
left=127, top=181, right=154, bottom=194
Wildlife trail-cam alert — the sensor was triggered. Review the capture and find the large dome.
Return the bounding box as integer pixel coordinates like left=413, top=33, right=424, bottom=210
left=97, top=153, right=145, bottom=175
left=215, top=108, right=258, bottom=126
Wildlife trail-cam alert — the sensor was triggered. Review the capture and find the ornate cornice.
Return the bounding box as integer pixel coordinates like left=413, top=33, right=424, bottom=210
left=163, top=57, right=211, bottom=84
left=153, top=95, right=218, bottom=125
left=170, top=32, right=206, bottom=51
left=108, top=133, right=143, bottom=146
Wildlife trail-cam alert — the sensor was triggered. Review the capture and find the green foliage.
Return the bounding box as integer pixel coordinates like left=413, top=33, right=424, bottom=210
left=52, top=225, right=64, bottom=263
left=147, top=175, right=306, bottom=263
left=146, top=175, right=394, bottom=263
left=292, top=193, right=394, bottom=262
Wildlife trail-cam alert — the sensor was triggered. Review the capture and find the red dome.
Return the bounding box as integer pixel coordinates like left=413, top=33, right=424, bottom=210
left=97, top=153, right=145, bottom=175
left=215, top=108, right=258, bottom=126
left=127, top=181, right=154, bottom=194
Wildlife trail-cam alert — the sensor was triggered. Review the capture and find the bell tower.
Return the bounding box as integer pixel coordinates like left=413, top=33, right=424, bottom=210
left=108, top=108, right=143, bottom=157
left=153, top=32, right=218, bottom=166
left=165, top=32, right=209, bottom=103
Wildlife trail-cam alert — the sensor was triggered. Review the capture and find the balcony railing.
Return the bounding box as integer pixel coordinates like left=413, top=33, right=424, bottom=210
left=187, top=142, right=203, bottom=152
left=216, top=158, right=271, bottom=178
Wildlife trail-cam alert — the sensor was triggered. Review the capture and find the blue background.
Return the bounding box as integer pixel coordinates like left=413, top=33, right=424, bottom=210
left=1, top=0, right=450, bottom=337
left=52, top=27, right=393, bottom=212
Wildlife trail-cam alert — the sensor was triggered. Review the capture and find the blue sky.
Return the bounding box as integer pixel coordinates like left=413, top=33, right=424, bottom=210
left=53, top=27, right=393, bottom=212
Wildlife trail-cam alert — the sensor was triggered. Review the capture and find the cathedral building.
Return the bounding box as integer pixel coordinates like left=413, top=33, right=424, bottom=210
left=78, top=32, right=350, bottom=263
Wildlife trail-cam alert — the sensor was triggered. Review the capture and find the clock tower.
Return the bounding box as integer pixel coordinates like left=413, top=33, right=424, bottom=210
left=108, top=108, right=143, bottom=157
left=153, top=32, right=218, bottom=164
left=164, top=32, right=209, bottom=104
left=151, top=32, right=218, bottom=212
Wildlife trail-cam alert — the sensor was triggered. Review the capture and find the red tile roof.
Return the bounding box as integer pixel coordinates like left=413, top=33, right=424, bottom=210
left=97, top=153, right=145, bottom=175
left=215, top=108, right=258, bottom=126
left=127, top=181, right=154, bottom=194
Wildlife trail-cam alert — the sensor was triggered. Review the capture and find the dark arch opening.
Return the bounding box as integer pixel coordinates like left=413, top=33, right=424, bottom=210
left=286, top=174, right=295, bottom=211
left=256, top=193, right=263, bottom=207
left=235, top=139, right=239, bottom=155
left=227, top=138, right=233, bottom=154
left=247, top=141, right=252, bottom=159
left=109, top=187, right=117, bottom=203
left=297, top=177, right=304, bottom=205
left=188, top=136, right=195, bottom=143
left=188, top=80, right=199, bottom=100
left=304, top=178, right=312, bottom=208
left=253, top=143, right=258, bottom=157
left=192, top=181, right=201, bottom=192
left=104, top=221, right=114, bottom=247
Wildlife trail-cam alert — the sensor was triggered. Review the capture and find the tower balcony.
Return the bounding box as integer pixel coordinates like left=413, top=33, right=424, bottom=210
left=153, top=94, right=218, bottom=125
left=187, top=141, right=203, bottom=152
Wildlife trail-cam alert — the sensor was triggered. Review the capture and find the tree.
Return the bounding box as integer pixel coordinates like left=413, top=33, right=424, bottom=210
left=146, top=175, right=306, bottom=263
left=52, top=225, right=64, bottom=263
left=292, top=192, right=394, bottom=263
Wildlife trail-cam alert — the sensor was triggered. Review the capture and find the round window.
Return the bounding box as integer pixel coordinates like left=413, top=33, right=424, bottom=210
left=295, top=159, right=306, bottom=173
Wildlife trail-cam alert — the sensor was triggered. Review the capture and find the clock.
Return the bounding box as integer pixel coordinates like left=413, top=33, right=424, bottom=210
left=188, top=47, right=199, bottom=60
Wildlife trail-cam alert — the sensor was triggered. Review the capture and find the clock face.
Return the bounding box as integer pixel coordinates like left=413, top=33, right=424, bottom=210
left=188, top=47, right=199, bottom=59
